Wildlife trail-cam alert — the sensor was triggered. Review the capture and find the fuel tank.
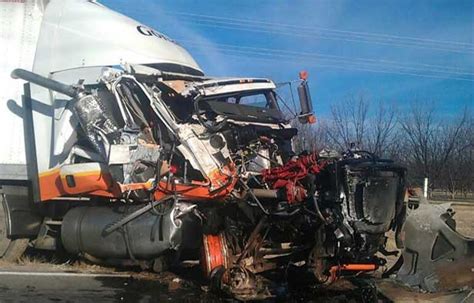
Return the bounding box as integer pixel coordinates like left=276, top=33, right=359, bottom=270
left=61, top=202, right=202, bottom=260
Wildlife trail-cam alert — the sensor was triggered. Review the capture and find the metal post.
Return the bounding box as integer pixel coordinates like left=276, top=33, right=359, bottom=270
left=22, top=83, right=40, bottom=202
left=423, top=177, right=428, bottom=199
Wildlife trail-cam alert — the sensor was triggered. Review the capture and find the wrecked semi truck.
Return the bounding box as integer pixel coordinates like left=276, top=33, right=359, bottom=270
left=1, top=0, right=408, bottom=298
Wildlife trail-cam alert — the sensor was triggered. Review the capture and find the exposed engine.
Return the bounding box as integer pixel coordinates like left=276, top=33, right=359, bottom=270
left=11, top=66, right=406, bottom=300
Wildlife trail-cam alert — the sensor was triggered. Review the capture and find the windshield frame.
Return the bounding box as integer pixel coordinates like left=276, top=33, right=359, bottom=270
left=200, top=89, right=285, bottom=124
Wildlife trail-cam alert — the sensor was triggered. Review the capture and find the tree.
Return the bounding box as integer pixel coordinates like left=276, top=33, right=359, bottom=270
left=399, top=102, right=438, bottom=186
left=291, top=119, right=330, bottom=153
left=366, top=102, right=398, bottom=157
left=399, top=104, right=472, bottom=195
left=327, top=94, right=369, bottom=151
left=325, top=94, right=398, bottom=158
left=292, top=94, right=473, bottom=199
left=436, top=108, right=473, bottom=198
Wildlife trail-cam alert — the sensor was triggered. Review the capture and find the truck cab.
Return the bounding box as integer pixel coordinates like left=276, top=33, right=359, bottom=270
left=1, top=2, right=407, bottom=300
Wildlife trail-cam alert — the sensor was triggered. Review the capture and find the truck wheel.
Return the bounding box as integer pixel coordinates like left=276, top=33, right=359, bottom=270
left=0, top=193, right=28, bottom=262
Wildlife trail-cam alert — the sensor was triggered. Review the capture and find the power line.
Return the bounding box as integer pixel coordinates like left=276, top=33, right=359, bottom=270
left=121, top=8, right=473, bottom=80
left=180, top=41, right=474, bottom=82
left=165, top=12, right=474, bottom=54
left=180, top=20, right=474, bottom=55
left=207, top=50, right=474, bottom=82
left=170, top=12, right=474, bottom=51
left=124, top=7, right=474, bottom=52
left=180, top=40, right=474, bottom=75
left=173, top=12, right=474, bottom=47
left=179, top=40, right=474, bottom=79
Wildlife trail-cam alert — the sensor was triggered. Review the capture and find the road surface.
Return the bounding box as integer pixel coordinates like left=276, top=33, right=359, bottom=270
left=0, top=267, right=472, bottom=302
left=0, top=268, right=221, bottom=303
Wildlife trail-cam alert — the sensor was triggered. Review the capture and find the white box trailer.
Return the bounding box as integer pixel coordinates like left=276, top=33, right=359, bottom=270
left=0, top=0, right=43, bottom=180
left=0, top=1, right=45, bottom=260
left=0, top=0, right=203, bottom=259
left=1, top=0, right=201, bottom=180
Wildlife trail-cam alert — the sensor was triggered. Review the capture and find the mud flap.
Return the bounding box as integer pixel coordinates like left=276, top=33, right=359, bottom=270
left=396, top=203, right=474, bottom=292
left=1, top=185, right=42, bottom=238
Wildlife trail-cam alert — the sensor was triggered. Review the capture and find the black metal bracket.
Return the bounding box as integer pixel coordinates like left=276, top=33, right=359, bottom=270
left=21, top=83, right=40, bottom=202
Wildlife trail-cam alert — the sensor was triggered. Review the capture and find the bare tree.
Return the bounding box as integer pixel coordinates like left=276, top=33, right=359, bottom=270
left=436, top=108, right=472, bottom=198
left=399, top=102, right=438, bottom=183
left=292, top=93, right=473, bottom=200
left=327, top=94, right=369, bottom=151
left=325, top=95, right=398, bottom=157
left=399, top=103, right=472, bottom=196
left=366, top=102, right=397, bottom=157
left=291, top=119, right=330, bottom=153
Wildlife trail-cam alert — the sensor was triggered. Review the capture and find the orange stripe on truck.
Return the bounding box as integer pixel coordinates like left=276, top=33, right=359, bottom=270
left=38, top=168, right=119, bottom=201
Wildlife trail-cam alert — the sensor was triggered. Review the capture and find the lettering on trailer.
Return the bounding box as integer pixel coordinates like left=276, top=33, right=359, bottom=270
left=136, top=25, right=177, bottom=44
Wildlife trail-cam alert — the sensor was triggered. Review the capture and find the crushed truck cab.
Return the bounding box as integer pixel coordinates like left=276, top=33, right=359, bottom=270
left=9, top=65, right=407, bottom=299
left=3, top=0, right=467, bottom=300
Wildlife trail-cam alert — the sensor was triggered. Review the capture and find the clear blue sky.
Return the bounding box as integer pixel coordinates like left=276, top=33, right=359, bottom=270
left=102, top=0, right=473, bottom=117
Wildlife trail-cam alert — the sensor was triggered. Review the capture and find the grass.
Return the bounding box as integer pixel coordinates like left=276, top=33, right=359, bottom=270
left=0, top=247, right=118, bottom=274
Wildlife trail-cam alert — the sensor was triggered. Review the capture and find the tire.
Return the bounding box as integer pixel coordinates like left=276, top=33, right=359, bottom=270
left=0, top=193, right=28, bottom=262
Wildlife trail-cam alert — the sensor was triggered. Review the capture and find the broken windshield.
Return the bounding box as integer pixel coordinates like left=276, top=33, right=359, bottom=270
left=201, top=90, right=284, bottom=123
left=205, top=90, right=279, bottom=109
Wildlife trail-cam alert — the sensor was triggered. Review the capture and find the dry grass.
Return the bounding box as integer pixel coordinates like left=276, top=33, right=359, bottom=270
left=451, top=205, right=474, bottom=238
left=0, top=249, right=118, bottom=274
left=17, top=253, right=48, bottom=266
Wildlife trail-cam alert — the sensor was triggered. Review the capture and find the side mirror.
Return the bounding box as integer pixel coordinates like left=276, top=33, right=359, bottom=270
left=297, top=71, right=316, bottom=124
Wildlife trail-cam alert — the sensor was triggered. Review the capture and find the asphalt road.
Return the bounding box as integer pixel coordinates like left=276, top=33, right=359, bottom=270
left=0, top=270, right=220, bottom=303
left=0, top=268, right=472, bottom=303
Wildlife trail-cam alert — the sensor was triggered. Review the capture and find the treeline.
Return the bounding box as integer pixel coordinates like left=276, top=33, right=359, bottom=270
left=292, top=95, right=474, bottom=199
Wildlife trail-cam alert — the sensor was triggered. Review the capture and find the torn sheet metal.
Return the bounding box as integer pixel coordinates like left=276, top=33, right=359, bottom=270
left=396, top=203, right=474, bottom=292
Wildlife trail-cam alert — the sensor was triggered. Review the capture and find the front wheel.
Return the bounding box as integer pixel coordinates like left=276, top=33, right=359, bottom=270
left=0, top=193, right=28, bottom=262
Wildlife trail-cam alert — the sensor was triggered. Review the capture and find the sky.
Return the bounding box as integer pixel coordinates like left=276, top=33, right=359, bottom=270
left=101, top=0, right=473, bottom=117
